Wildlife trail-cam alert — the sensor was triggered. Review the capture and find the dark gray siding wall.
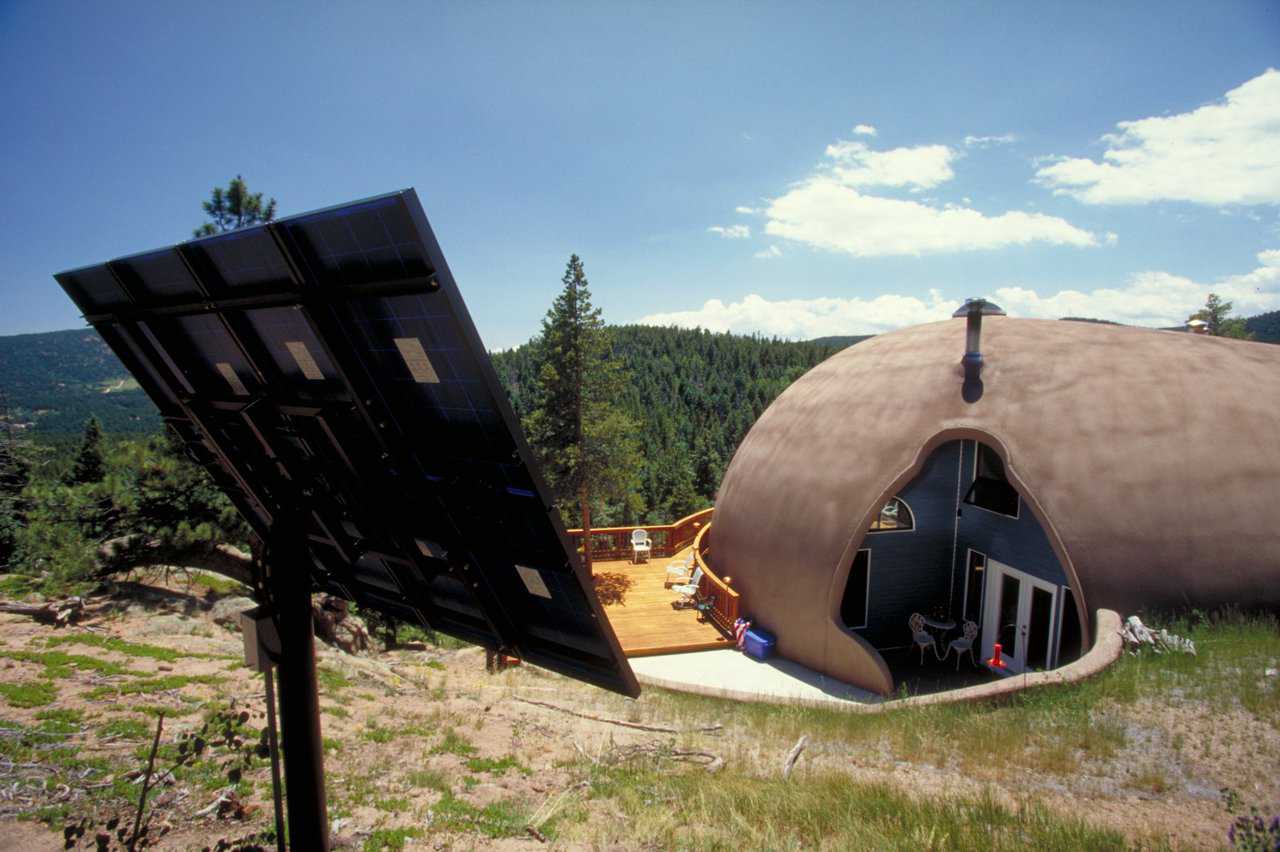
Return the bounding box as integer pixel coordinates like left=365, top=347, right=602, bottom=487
left=848, top=441, right=962, bottom=648
left=846, top=439, right=1065, bottom=650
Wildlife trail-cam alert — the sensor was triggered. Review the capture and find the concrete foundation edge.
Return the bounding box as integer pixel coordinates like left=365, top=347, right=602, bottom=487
left=634, top=608, right=1124, bottom=712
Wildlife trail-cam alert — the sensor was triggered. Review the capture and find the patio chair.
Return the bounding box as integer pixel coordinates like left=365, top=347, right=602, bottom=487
left=945, top=620, right=980, bottom=669
left=664, top=553, right=694, bottom=588
left=670, top=566, right=704, bottom=609
left=909, top=612, right=938, bottom=664
left=630, top=529, right=652, bottom=564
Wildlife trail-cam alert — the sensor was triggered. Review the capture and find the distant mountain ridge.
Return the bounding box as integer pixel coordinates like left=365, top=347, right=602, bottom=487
left=3, top=312, right=1277, bottom=436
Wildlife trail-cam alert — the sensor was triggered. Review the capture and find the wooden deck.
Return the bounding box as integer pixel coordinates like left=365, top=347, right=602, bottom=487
left=594, top=549, right=734, bottom=657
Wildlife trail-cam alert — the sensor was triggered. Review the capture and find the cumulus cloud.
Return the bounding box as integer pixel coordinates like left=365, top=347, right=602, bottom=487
left=995, top=248, right=1280, bottom=326
left=964, top=133, right=1019, bottom=148
left=639, top=290, right=957, bottom=338
left=637, top=249, right=1280, bottom=338
left=823, top=140, right=956, bottom=189
left=853, top=124, right=877, bottom=136
left=707, top=224, right=750, bottom=239
left=753, top=245, right=782, bottom=259
left=734, top=205, right=758, bottom=214
left=748, top=131, right=1100, bottom=257
left=765, top=178, right=1100, bottom=257
left=1035, top=68, right=1280, bottom=205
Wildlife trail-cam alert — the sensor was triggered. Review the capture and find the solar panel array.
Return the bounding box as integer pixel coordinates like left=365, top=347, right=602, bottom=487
left=56, top=190, right=638, bottom=696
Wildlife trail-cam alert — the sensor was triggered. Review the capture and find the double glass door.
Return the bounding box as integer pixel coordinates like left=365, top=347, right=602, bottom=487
left=981, top=560, right=1058, bottom=673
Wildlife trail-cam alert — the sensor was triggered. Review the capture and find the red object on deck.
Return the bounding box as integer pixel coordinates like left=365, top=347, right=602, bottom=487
left=986, top=642, right=1007, bottom=669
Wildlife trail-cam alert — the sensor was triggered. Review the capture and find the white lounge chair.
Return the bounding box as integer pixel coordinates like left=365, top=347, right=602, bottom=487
left=630, top=529, right=651, bottom=563
left=671, top=566, right=704, bottom=608
left=664, top=553, right=694, bottom=587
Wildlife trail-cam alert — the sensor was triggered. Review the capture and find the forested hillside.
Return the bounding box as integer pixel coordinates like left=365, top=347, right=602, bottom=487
left=1245, top=309, right=1280, bottom=343
left=492, top=325, right=848, bottom=525
left=0, top=329, right=158, bottom=433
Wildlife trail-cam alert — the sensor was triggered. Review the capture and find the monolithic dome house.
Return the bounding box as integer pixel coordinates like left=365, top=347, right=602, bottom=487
left=707, top=305, right=1280, bottom=696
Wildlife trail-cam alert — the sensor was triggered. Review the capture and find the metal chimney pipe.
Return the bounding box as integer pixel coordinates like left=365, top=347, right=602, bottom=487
left=952, top=298, right=1006, bottom=393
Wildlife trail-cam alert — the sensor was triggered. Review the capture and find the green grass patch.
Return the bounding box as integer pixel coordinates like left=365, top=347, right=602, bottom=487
left=0, top=649, right=137, bottom=679
left=317, top=666, right=352, bottom=692
left=423, top=660, right=446, bottom=671
left=430, top=728, right=476, bottom=757
left=98, top=717, right=152, bottom=740
left=362, top=827, right=424, bottom=851
left=0, top=574, right=40, bottom=598
left=579, top=764, right=1134, bottom=849
left=323, top=704, right=350, bottom=719
left=362, top=719, right=396, bottom=744
left=323, top=737, right=344, bottom=753
left=34, top=707, right=84, bottom=725
left=465, top=754, right=528, bottom=775
left=406, top=767, right=449, bottom=792
left=44, top=633, right=189, bottom=662
left=374, top=795, right=410, bottom=813
left=430, top=792, right=529, bottom=839
left=0, top=679, right=58, bottom=708
left=85, top=673, right=224, bottom=698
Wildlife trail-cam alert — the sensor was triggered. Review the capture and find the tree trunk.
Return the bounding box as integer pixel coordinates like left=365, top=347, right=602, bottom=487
left=579, top=486, right=593, bottom=577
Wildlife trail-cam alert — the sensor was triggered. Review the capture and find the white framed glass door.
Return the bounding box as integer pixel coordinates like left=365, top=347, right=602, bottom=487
left=981, top=560, right=1058, bottom=673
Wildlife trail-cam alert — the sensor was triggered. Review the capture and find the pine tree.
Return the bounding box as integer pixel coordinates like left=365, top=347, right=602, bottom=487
left=0, top=391, right=31, bottom=569
left=194, top=175, right=277, bottom=237
left=66, top=416, right=106, bottom=486
left=525, top=255, right=640, bottom=573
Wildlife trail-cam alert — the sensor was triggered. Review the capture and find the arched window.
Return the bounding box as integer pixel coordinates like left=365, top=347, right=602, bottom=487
left=869, top=497, right=914, bottom=531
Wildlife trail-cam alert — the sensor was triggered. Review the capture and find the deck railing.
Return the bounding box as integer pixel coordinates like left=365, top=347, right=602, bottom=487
left=567, top=507, right=714, bottom=562
left=692, top=522, right=740, bottom=635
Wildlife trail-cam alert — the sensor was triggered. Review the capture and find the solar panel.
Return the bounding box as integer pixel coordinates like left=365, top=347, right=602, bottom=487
left=56, top=190, right=639, bottom=697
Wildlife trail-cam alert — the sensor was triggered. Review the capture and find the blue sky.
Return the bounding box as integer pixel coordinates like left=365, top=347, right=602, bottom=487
left=2, top=1, right=1278, bottom=347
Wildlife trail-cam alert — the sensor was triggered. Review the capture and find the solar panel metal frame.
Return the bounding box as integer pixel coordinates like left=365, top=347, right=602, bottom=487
left=55, top=189, right=639, bottom=697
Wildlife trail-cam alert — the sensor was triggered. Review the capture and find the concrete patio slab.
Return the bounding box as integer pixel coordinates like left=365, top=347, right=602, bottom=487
left=629, top=648, right=883, bottom=707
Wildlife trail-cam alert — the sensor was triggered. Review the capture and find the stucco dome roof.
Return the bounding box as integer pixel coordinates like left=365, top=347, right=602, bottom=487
left=711, top=318, right=1280, bottom=690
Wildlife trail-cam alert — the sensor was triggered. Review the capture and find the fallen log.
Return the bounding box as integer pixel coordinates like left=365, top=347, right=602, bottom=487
left=0, top=598, right=85, bottom=627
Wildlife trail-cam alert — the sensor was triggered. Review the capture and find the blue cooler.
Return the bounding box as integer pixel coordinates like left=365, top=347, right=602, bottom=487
left=743, top=627, right=776, bottom=661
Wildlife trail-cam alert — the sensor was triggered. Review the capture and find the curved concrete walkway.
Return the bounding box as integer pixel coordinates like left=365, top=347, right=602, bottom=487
left=634, top=609, right=1124, bottom=713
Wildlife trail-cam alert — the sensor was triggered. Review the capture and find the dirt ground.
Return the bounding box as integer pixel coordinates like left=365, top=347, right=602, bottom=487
left=0, top=579, right=1275, bottom=849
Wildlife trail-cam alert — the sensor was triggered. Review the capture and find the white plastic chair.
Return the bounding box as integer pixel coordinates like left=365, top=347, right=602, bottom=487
left=630, top=529, right=651, bottom=563
left=664, top=553, right=694, bottom=587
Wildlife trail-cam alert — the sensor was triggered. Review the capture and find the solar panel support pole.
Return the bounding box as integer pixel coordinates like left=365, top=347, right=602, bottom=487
left=266, top=527, right=330, bottom=851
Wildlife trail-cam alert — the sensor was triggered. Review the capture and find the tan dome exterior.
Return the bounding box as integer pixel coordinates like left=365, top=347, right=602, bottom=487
left=711, top=317, right=1280, bottom=694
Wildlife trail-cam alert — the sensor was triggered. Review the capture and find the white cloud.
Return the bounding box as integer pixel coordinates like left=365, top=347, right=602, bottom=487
left=637, top=249, right=1280, bottom=337
left=639, top=290, right=957, bottom=338
left=853, top=124, right=877, bottom=136
left=734, top=205, right=758, bottom=214
left=707, top=224, right=750, bottom=239
left=747, top=131, right=1099, bottom=257
left=1035, top=68, right=1280, bottom=205
left=753, top=245, right=782, bottom=259
left=765, top=177, right=1100, bottom=257
left=963, top=133, right=1019, bottom=148
left=823, top=140, right=955, bottom=189
left=995, top=248, right=1280, bottom=325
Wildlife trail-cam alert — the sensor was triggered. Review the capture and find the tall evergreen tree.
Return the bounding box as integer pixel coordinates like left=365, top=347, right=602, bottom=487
left=193, top=175, right=277, bottom=237
left=525, top=255, right=640, bottom=573
left=66, top=416, right=106, bottom=486
left=0, top=391, right=31, bottom=569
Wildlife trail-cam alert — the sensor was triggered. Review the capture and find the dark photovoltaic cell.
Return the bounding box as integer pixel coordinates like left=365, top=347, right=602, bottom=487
left=54, top=190, right=638, bottom=697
